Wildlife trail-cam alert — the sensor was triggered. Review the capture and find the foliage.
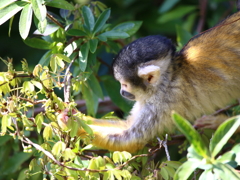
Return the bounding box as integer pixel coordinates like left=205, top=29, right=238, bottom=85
left=172, top=113, right=240, bottom=180
left=0, top=0, right=240, bottom=180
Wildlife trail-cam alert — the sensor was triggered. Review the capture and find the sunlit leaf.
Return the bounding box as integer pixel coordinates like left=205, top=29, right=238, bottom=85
left=0, top=1, right=28, bottom=25
left=19, top=3, right=32, bottom=39
left=1, top=114, right=11, bottom=133
left=213, top=163, right=240, bottom=180
left=174, top=161, right=198, bottom=180
left=33, top=14, right=47, bottom=34
left=52, top=141, right=66, bottom=157
left=35, top=113, right=44, bottom=133
left=63, top=148, right=76, bottom=161
left=43, top=125, right=53, bottom=141
left=0, top=0, right=16, bottom=10
left=172, top=112, right=209, bottom=158
left=22, top=81, right=35, bottom=93
left=50, top=55, right=57, bottom=73
left=210, top=116, right=240, bottom=158
left=31, top=0, right=46, bottom=22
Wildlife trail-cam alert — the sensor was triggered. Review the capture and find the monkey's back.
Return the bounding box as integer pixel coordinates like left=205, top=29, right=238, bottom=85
left=160, top=11, right=240, bottom=131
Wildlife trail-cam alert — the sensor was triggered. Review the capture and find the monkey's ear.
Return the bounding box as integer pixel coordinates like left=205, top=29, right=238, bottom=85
left=138, top=65, right=160, bottom=85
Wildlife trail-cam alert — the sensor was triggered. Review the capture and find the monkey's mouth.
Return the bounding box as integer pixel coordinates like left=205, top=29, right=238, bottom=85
left=121, top=90, right=135, bottom=100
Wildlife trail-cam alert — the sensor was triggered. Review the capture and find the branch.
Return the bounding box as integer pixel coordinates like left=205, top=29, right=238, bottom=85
left=63, top=59, right=74, bottom=103
left=47, top=13, right=64, bottom=29
left=196, top=0, right=207, bottom=33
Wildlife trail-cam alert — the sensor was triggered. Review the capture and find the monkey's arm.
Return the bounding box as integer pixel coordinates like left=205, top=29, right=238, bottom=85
left=78, top=103, right=158, bottom=153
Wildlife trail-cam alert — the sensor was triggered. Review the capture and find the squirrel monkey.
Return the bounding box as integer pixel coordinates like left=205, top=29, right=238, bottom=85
left=60, top=11, right=240, bottom=153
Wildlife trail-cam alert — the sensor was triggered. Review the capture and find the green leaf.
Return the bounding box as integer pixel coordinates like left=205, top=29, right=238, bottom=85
left=0, top=0, right=16, bottom=9
left=165, top=161, right=182, bottom=169
left=199, top=169, right=215, bottom=180
left=82, top=6, right=95, bottom=32
left=52, top=141, right=66, bottom=156
left=43, top=125, right=53, bottom=141
left=1, top=152, right=31, bottom=174
left=19, top=3, right=33, bottom=39
left=46, top=0, right=74, bottom=10
left=50, top=55, right=57, bottom=73
left=63, top=148, right=76, bottom=161
left=210, top=116, right=240, bottom=158
left=176, top=25, right=192, bottom=49
left=174, top=161, right=198, bottom=180
left=87, top=74, right=103, bottom=99
left=66, top=29, right=87, bottom=36
left=164, top=166, right=175, bottom=178
left=102, top=75, right=132, bottom=113
left=213, top=163, right=240, bottom=180
left=172, top=112, right=209, bottom=158
left=158, top=0, right=180, bottom=13
left=24, top=38, right=51, bottom=49
left=113, top=21, right=142, bottom=36
left=98, top=30, right=129, bottom=41
left=160, top=167, right=169, bottom=180
left=31, top=80, right=43, bottom=89
left=0, top=1, right=28, bottom=25
left=35, top=23, right=59, bottom=36
left=82, top=83, right=98, bottom=116
left=31, top=0, right=46, bottom=22
left=54, top=53, right=71, bottom=63
left=79, top=43, right=89, bottom=72
left=93, top=8, right=110, bottom=34
left=1, top=114, right=11, bottom=133
left=33, top=14, right=47, bottom=34
left=232, top=144, right=240, bottom=165
left=157, top=5, right=197, bottom=24
left=38, top=50, right=51, bottom=66
left=22, top=81, right=35, bottom=93
left=217, top=151, right=237, bottom=168
left=35, top=113, right=44, bottom=133
left=112, top=151, right=122, bottom=164
left=88, top=39, right=98, bottom=53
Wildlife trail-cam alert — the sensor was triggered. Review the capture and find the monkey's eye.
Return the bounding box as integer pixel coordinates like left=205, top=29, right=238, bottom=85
left=122, top=84, right=127, bottom=88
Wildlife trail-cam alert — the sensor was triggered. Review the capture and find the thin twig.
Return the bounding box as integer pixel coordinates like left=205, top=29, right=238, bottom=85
left=63, top=59, right=74, bottom=103
left=157, top=135, right=171, bottom=161
left=18, top=97, right=46, bottom=105
left=196, top=0, right=207, bottom=33
left=46, top=13, right=64, bottom=29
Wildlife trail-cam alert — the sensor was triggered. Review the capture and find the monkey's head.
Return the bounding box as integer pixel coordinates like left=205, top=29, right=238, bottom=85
left=113, top=35, right=175, bottom=102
